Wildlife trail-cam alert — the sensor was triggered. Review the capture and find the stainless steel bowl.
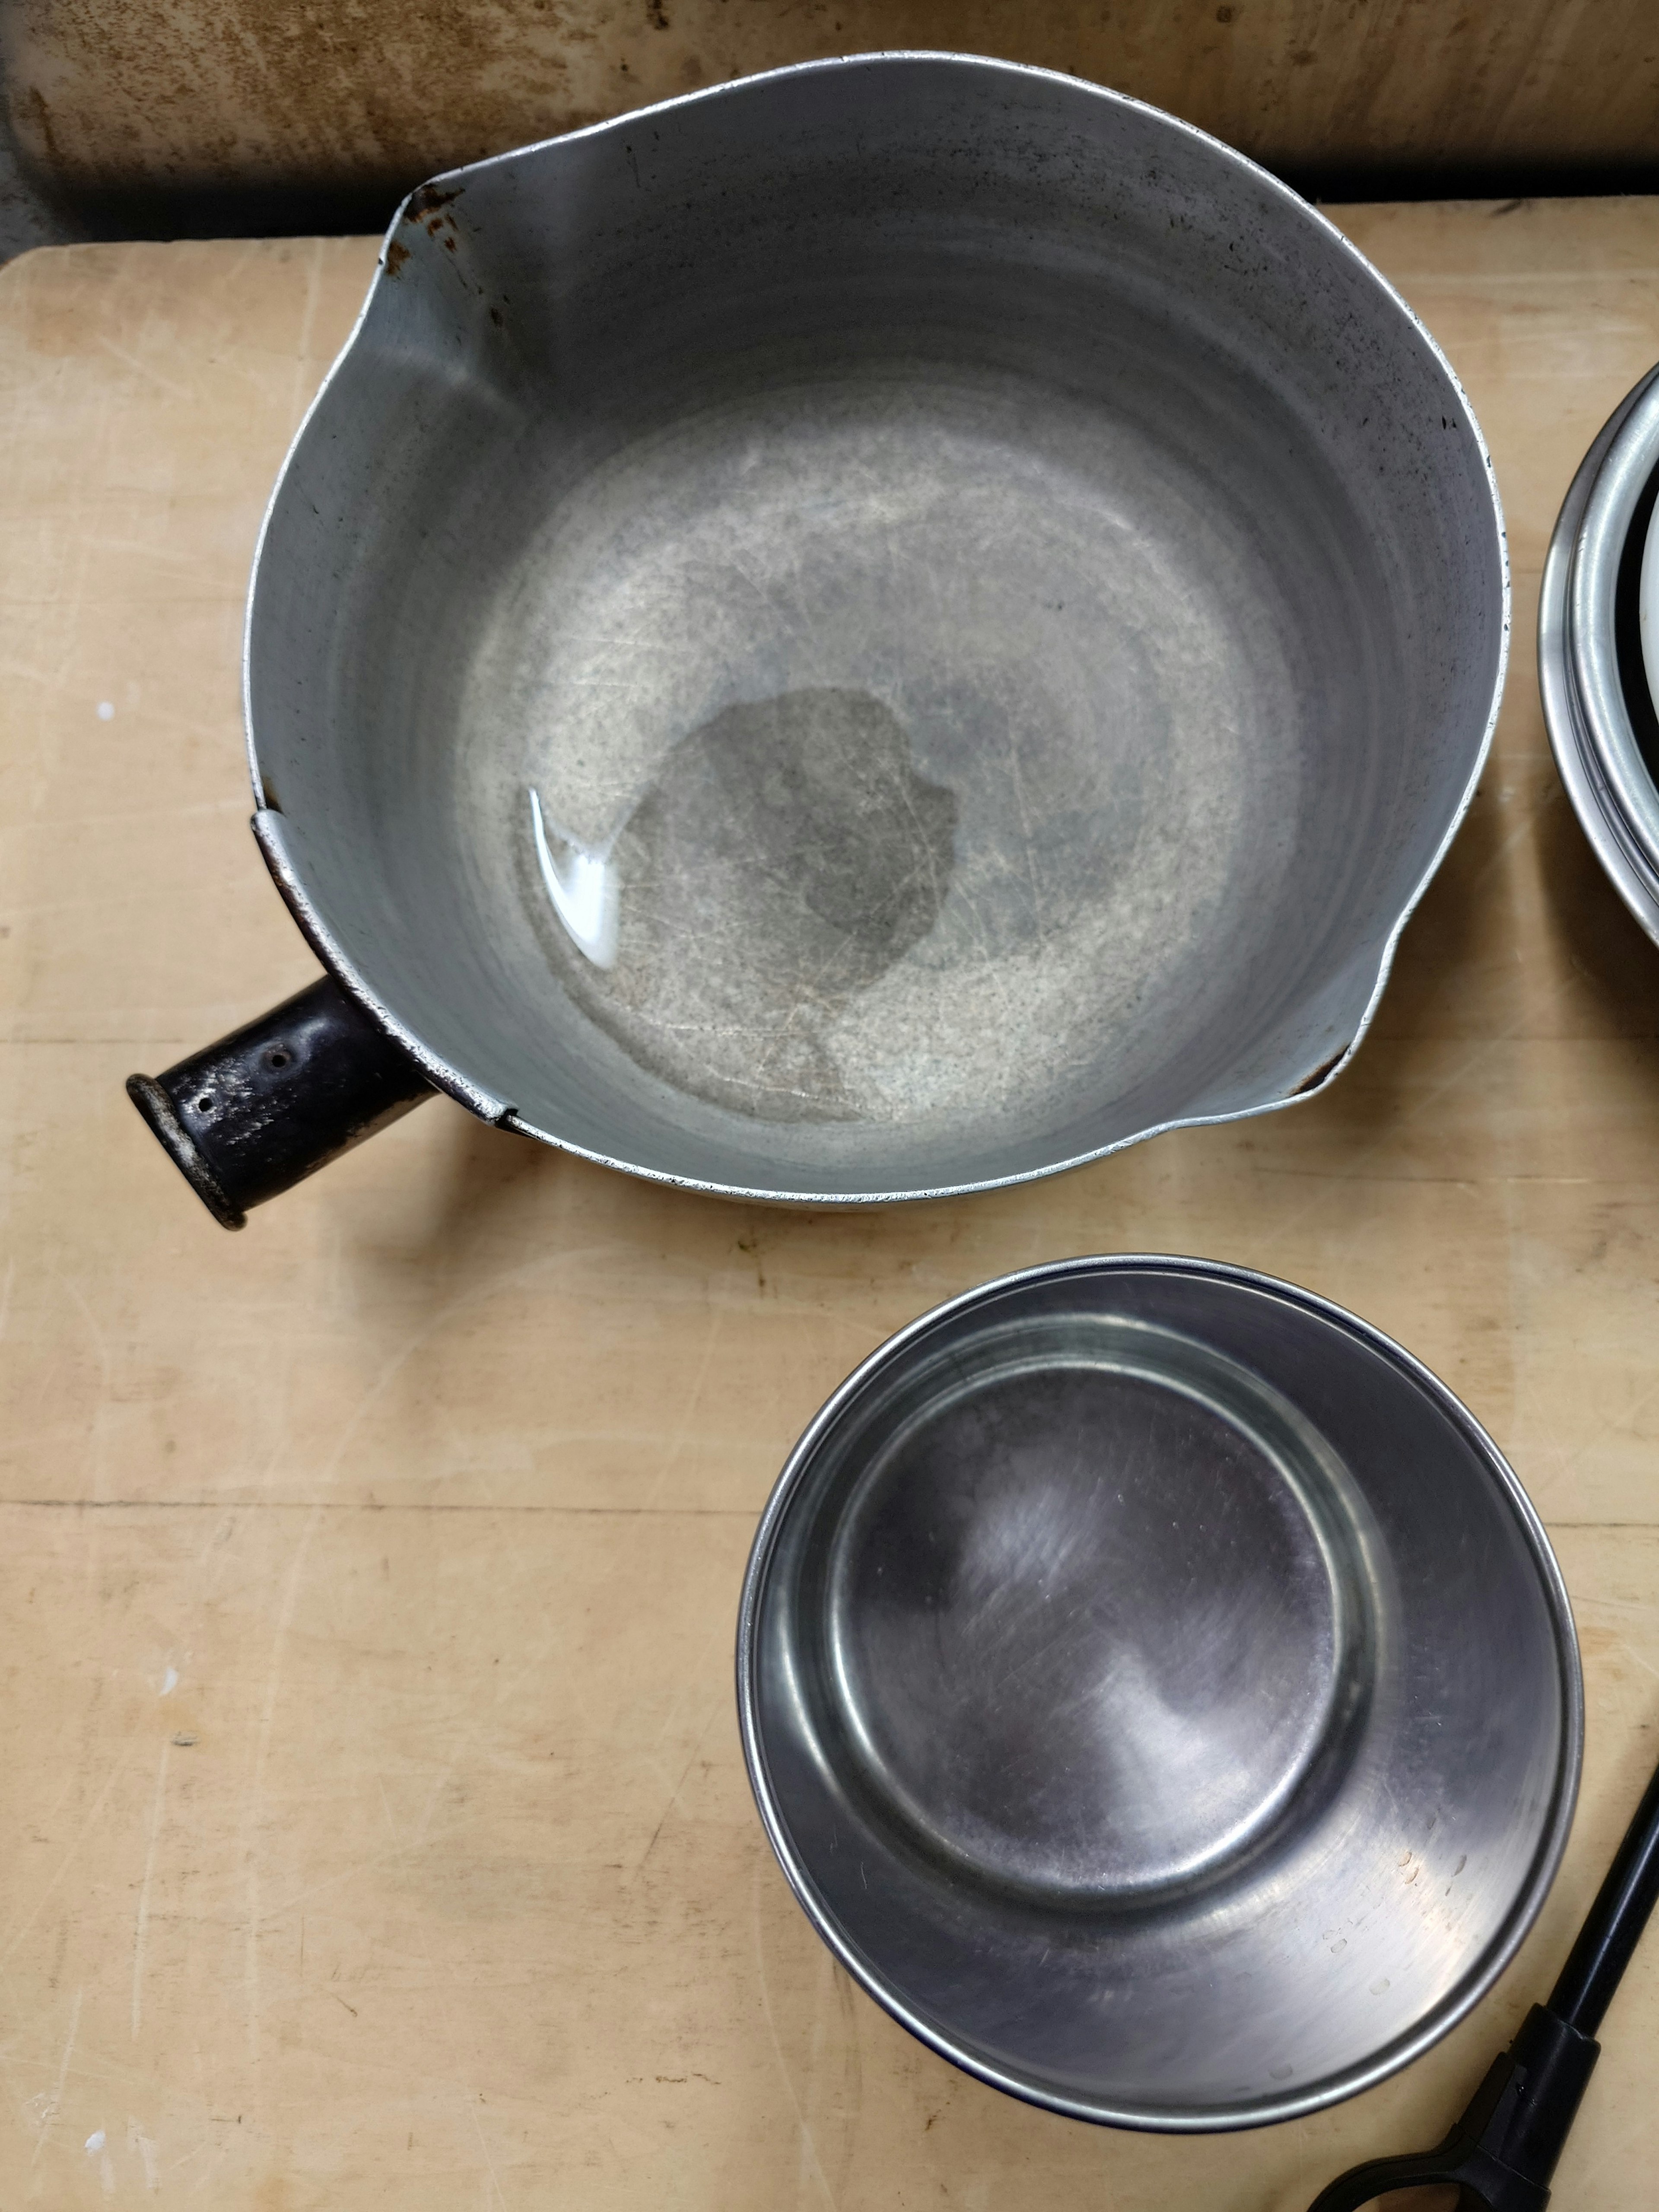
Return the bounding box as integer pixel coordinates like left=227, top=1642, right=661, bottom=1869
left=737, top=1256, right=1580, bottom=2131
left=1541, top=363, right=1659, bottom=940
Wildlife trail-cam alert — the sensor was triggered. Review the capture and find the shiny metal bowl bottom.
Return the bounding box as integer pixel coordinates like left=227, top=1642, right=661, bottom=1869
left=737, top=1257, right=1580, bottom=2131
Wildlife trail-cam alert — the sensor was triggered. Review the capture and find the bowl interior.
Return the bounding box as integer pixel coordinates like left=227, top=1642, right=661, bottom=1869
left=740, top=1260, right=1579, bottom=2128
left=249, top=59, right=1505, bottom=1196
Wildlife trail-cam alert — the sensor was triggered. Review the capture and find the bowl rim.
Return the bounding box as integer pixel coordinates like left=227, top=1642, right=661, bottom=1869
left=735, top=1252, right=1583, bottom=2133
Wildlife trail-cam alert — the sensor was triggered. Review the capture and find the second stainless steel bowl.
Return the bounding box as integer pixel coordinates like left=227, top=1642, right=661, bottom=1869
left=738, top=1256, right=1580, bottom=2130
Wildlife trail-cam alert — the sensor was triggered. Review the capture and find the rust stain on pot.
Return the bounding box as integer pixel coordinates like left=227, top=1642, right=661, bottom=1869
left=384, top=238, right=410, bottom=276
left=1290, top=1047, right=1348, bottom=1098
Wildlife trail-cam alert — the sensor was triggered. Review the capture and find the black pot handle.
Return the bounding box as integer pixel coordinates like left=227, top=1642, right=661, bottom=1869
left=127, top=976, right=435, bottom=1229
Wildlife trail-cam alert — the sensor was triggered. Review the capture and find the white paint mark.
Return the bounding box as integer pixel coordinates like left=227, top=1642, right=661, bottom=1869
left=97, top=701, right=114, bottom=720
left=132, top=1738, right=172, bottom=2039
left=102, top=2147, right=116, bottom=2196
left=86, top=2130, right=105, bottom=2154
left=160, top=1667, right=178, bottom=1697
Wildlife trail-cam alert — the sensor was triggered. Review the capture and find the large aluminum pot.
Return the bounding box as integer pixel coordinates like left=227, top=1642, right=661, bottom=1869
left=129, top=54, right=1508, bottom=1227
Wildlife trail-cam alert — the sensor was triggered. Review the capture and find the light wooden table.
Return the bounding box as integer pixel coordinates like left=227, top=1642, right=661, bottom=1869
left=3, top=199, right=1659, bottom=2211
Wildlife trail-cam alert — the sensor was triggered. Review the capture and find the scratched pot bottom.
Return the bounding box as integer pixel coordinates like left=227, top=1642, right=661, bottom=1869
left=456, top=359, right=1350, bottom=1143
left=819, top=1314, right=1377, bottom=1906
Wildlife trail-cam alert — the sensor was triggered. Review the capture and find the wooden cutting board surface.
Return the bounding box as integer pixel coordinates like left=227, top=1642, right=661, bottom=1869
left=4, top=198, right=1659, bottom=2209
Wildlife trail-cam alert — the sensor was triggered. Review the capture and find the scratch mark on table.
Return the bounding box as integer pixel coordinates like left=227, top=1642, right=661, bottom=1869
left=286, top=239, right=326, bottom=436
left=245, top=1499, right=323, bottom=2067
left=238, top=1300, right=451, bottom=2067
left=652, top=1599, right=736, bottom=1755
left=56, top=1268, right=112, bottom=1394
left=127, top=2114, right=159, bottom=2191
left=186, top=2144, right=228, bottom=2198
left=640, top=1294, right=726, bottom=1513
left=95, top=334, right=195, bottom=402
left=467, top=2094, right=509, bottom=2211
left=29, top=1985, right=82, bottom=2166
left=1, top=1752, right=131, bottom=1968
left=375, top=1772, right=402, bottom=1850
left=632, top=1690, right=724, bottom=1883
left=132, top=1736, right=172, bottom=2039
left=1255, top=1029, right=1506, bottom=1261
left=411, top=1767, right=451, bottom=1850
left=752, top=1865, right=840, bottom=2211
left=253, top=1806, right=485, bottom=1925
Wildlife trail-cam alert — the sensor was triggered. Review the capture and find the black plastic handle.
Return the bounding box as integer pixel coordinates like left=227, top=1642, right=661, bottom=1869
left=127, top=976, right=434, bottom=1228
left=1547, top=1755, right=1659, bottom=2037
left=1309, top=1740, right=1659, bottom=2210
left=1305, top=2004, right=1599, bottom=2211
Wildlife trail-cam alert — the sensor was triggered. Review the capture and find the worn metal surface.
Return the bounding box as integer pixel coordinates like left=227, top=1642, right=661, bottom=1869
left=739, top=1256, right=1581, bottom=2130
left=1540, top=365, right=1659, bottom=945
left=245, top=53, right=1506, bottom=1205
